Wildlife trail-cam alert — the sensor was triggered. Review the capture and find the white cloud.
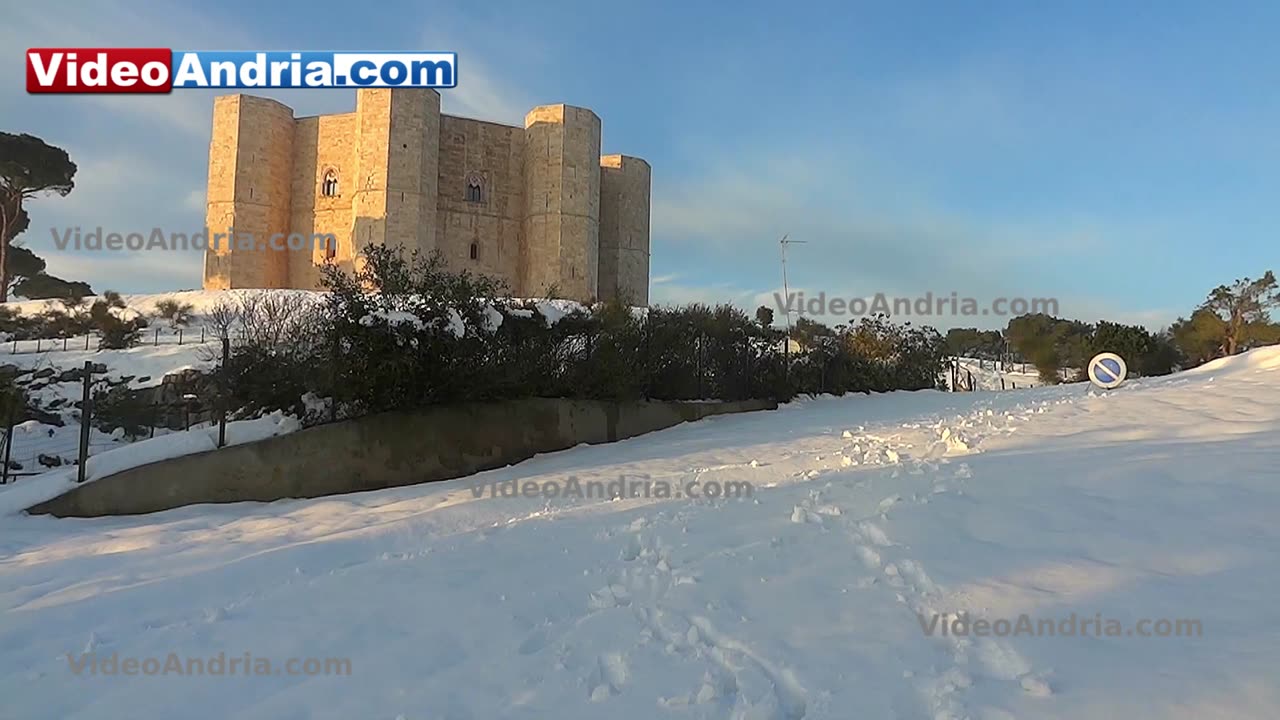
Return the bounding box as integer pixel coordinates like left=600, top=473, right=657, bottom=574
left=649, top=281, right=760, bottom=309
left=440, top=57, right=529, bottom=126
left=183, top=190, right=206, bottom=213
left=418, top=30, right=531, bottom=126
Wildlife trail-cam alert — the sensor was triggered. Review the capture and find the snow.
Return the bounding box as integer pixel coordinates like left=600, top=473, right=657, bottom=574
left=483, top=305, right=505, bottom=331
left=443, top=308, right=466, bottom=337
left=0, top=345, right=1276, bottom=718
left=358, top=309, right=426, bottom=330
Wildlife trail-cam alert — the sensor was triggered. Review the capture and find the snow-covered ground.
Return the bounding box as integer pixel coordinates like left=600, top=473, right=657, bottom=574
left=0, top=345, right=1276, bottom=719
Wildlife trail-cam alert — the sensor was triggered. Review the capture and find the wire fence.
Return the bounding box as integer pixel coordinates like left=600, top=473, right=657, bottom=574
left=0, top=338, right=229, bottom=485
left=947, top=357, right=1036, bottom=392
left=3, top=326, right=218, bottom=356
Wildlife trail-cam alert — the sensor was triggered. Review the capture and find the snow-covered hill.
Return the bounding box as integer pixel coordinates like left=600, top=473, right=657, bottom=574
left=1, top=345, right=1277, bottom=719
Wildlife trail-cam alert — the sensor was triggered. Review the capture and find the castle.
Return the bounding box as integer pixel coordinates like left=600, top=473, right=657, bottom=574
left=201, top=88, right=651, bottom=304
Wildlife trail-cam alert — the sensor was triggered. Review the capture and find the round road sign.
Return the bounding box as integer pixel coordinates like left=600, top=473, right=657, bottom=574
left=1088, top=352, right=1128, bottom=389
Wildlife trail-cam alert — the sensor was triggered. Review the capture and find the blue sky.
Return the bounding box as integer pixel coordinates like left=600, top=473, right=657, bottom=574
left=6, top=0, right=1278, bottom=329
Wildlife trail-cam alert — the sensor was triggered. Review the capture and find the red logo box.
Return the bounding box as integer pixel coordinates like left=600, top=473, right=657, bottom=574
left=27, top=48, right=172, bottom=93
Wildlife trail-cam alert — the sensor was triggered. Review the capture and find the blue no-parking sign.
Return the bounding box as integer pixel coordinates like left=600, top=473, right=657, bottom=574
left=1088, top=352, right=1128, bottom=389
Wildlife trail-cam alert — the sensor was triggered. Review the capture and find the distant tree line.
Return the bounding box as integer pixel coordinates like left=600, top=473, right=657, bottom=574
left=944, top=270, right=1279, bottom=384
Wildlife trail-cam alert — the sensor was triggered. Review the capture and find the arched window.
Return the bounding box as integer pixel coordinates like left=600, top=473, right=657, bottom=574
left=321, top=170, right=339, bottom=197
left=469, top=242, right=479, bottom=260
left=465, top=173, right=483, bottom=203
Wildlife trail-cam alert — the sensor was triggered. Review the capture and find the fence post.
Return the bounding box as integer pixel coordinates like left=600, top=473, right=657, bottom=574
left=178, top=328, right=183, bottom=346
left=10, top=338, right=15, bottom=354
left=35, top=338, right=40, bottom=353
left=695, top=334, right=704, bottom=399
left=331, top=332, right=340, bottom=423
left=1000, top=377, right=1006, bottom=390
left=783, top=331, right=790, bottom=389
left=154, top=327, right=160, bottom=346
left=63, top=336, right=68, bottom=351
left=1, top=414, right=13, bottom=485
left=76, top=360, right=92, bottom=483
left=218, top=337, right=229, bottom=447
left=967, top=370, right=974, bottom=392
left=85, top=334, right=90, bottom=351
left=201, top=326, right=206, bottom=344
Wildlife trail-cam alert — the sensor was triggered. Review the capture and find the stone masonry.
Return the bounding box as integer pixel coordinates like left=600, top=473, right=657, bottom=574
left=201, top=88, right=650, bottom=304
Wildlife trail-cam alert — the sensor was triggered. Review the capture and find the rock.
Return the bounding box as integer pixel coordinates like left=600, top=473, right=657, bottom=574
left=57, top=368, right=81, bottom=383
left=37, top=454, right=63, bottom=468
left=33, top=367, right=55, bottom=379
left=25, top=406, right=65, bottom=427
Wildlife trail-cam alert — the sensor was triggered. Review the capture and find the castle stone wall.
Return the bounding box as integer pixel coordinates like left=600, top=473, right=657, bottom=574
left=290, top=112, right=357, bottom=289
left=437, top=115, right=525, bottom=290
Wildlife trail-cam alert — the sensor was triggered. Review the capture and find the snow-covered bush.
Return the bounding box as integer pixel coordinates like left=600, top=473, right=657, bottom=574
left=216, top=243, right=948, bottom=424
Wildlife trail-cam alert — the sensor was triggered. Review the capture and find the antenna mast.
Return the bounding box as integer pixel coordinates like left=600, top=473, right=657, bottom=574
left=780, top=234, right=806, bottom=333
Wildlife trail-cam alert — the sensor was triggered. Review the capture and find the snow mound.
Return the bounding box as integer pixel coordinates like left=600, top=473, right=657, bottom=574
left=1181, top=344, right=1280, bottom=376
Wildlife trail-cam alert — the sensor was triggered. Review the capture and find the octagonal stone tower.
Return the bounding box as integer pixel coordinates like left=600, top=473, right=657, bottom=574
left=521, top=104, right=602, bottom=301
left=599, top=154, right=651, bottom=305
left=202, top=94, right=295, bottom=289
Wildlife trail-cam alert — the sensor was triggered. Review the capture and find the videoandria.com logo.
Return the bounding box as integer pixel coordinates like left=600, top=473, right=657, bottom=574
left=26, top=49, right=456, bottom=93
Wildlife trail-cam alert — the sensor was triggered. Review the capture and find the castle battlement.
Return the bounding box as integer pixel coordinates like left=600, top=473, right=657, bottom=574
left=201, top=88, right=650, bottom=304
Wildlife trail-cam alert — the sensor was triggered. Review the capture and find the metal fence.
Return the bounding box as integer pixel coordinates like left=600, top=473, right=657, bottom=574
left=0, top=339, right=229, bottom=485
left=4, top=326, right=218, bottom=356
